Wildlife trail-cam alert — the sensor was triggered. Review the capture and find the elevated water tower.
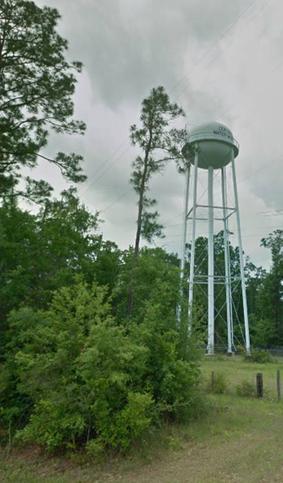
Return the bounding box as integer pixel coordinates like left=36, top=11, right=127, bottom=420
left=180, top=122, right=250, bottom=355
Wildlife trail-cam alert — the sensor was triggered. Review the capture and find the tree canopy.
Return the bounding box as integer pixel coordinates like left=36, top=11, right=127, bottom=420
left=0, top=0, right=86, bottom=202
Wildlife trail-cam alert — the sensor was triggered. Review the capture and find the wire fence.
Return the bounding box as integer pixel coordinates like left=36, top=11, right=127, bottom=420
left=199, top=345, right=283, bottom=357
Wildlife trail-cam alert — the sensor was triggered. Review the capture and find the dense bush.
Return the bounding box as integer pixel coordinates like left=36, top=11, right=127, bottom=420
left=245, top=349, right=273, bottom=363
left=0, top=280, right=201, bottom=452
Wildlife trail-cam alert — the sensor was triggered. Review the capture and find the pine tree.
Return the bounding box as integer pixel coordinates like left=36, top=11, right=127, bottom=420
left=130, top=86, right=185, bottom=256
left=0, top=0, right=86, bottom=202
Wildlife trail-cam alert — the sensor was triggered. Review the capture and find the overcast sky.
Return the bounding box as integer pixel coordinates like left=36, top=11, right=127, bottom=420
left=36, top=0, right=283, bottom=269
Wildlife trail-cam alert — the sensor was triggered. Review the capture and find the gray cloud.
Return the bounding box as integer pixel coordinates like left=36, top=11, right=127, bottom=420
left=41, top=0, right=248, bottom=107
left=35, top=0, right=283, bottom=268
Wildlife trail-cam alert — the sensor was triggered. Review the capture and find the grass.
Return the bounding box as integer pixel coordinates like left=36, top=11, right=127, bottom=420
left=1, top=356, right=283, bottom=482
left=201, top=354, right=283, bottom=399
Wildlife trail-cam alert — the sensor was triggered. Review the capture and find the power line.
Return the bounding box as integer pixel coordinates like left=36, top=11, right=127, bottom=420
left=82, top=0, right=277, bottom=231
left=81, top=0, right=265, bottom=212
left=80, top=142, right=130, bottom=196
left=100, top=191, right=130, bottom=214
left=169, top=0, right=257, bottom=93
left=168, top=0, right=271, bottom=105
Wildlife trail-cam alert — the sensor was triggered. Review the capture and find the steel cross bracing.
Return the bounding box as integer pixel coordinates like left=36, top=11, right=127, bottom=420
left=179, top=150, right=251, bottom=355
left=194, top=278, right=242, bottom=350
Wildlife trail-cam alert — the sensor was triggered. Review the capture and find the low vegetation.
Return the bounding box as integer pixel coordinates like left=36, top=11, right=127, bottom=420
left=208, top=372, right=227, bottom=394
left=0, top=280, right=201, bottom=453
left=1, top=357, right=283, bottom=482
left=202, top=355, right=283, bottom=400
left=236, top=379, right=257, bottom=398
left=245, top=349, right=273, bottom=363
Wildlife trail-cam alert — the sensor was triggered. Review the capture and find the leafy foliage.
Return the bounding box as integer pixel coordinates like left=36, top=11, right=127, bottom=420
left=0, top=0, right=86, bottom=201
left=1, top=279, right=201, bottom=451
left=0, top=190, right=100, bottom=329
left=113, top=247, right=180, bottom=323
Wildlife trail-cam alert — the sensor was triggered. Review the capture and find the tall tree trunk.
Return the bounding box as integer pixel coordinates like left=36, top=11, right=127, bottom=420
left=134, top=161, right=148, bottom=257
left=127, top=140, right=151, bottom=316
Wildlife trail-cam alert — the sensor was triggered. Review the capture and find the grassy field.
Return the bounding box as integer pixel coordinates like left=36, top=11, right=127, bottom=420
left=201, top=354, right=283, bottom=398
left=1, top=356, right=283, bottom=482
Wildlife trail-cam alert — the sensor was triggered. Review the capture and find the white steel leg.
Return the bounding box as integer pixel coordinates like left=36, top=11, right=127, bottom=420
left=207, top=166, right=214, bottom=355
left=177, top=164, right=191, bottom=326
left=221, top=167, right=233, bottom=354
left=188, top=152, right=198, bottom=334
left=231, top=154, right=251, bottom=354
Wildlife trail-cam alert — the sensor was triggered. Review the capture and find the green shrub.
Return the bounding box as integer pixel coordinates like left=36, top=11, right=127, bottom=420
left=130, top=299, right=201, bottom=422
left=208, top=372, right=227, bottom=394
left=16, top=400, right=86, bottom=451
left=2, top=279, right=201, bottom=453
left=85, top=438, right=104, bottom=458
left=236, top=380, right=256, bottom=398
left=98, top=392, right=153, bottom=450
left=245, top=349, right=272, bottom=363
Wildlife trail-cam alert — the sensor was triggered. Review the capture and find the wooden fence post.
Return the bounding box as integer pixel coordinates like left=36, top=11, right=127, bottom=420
left=277, top=369, right=281, bottom=401
left=256, top=372, right=263, bottom=398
